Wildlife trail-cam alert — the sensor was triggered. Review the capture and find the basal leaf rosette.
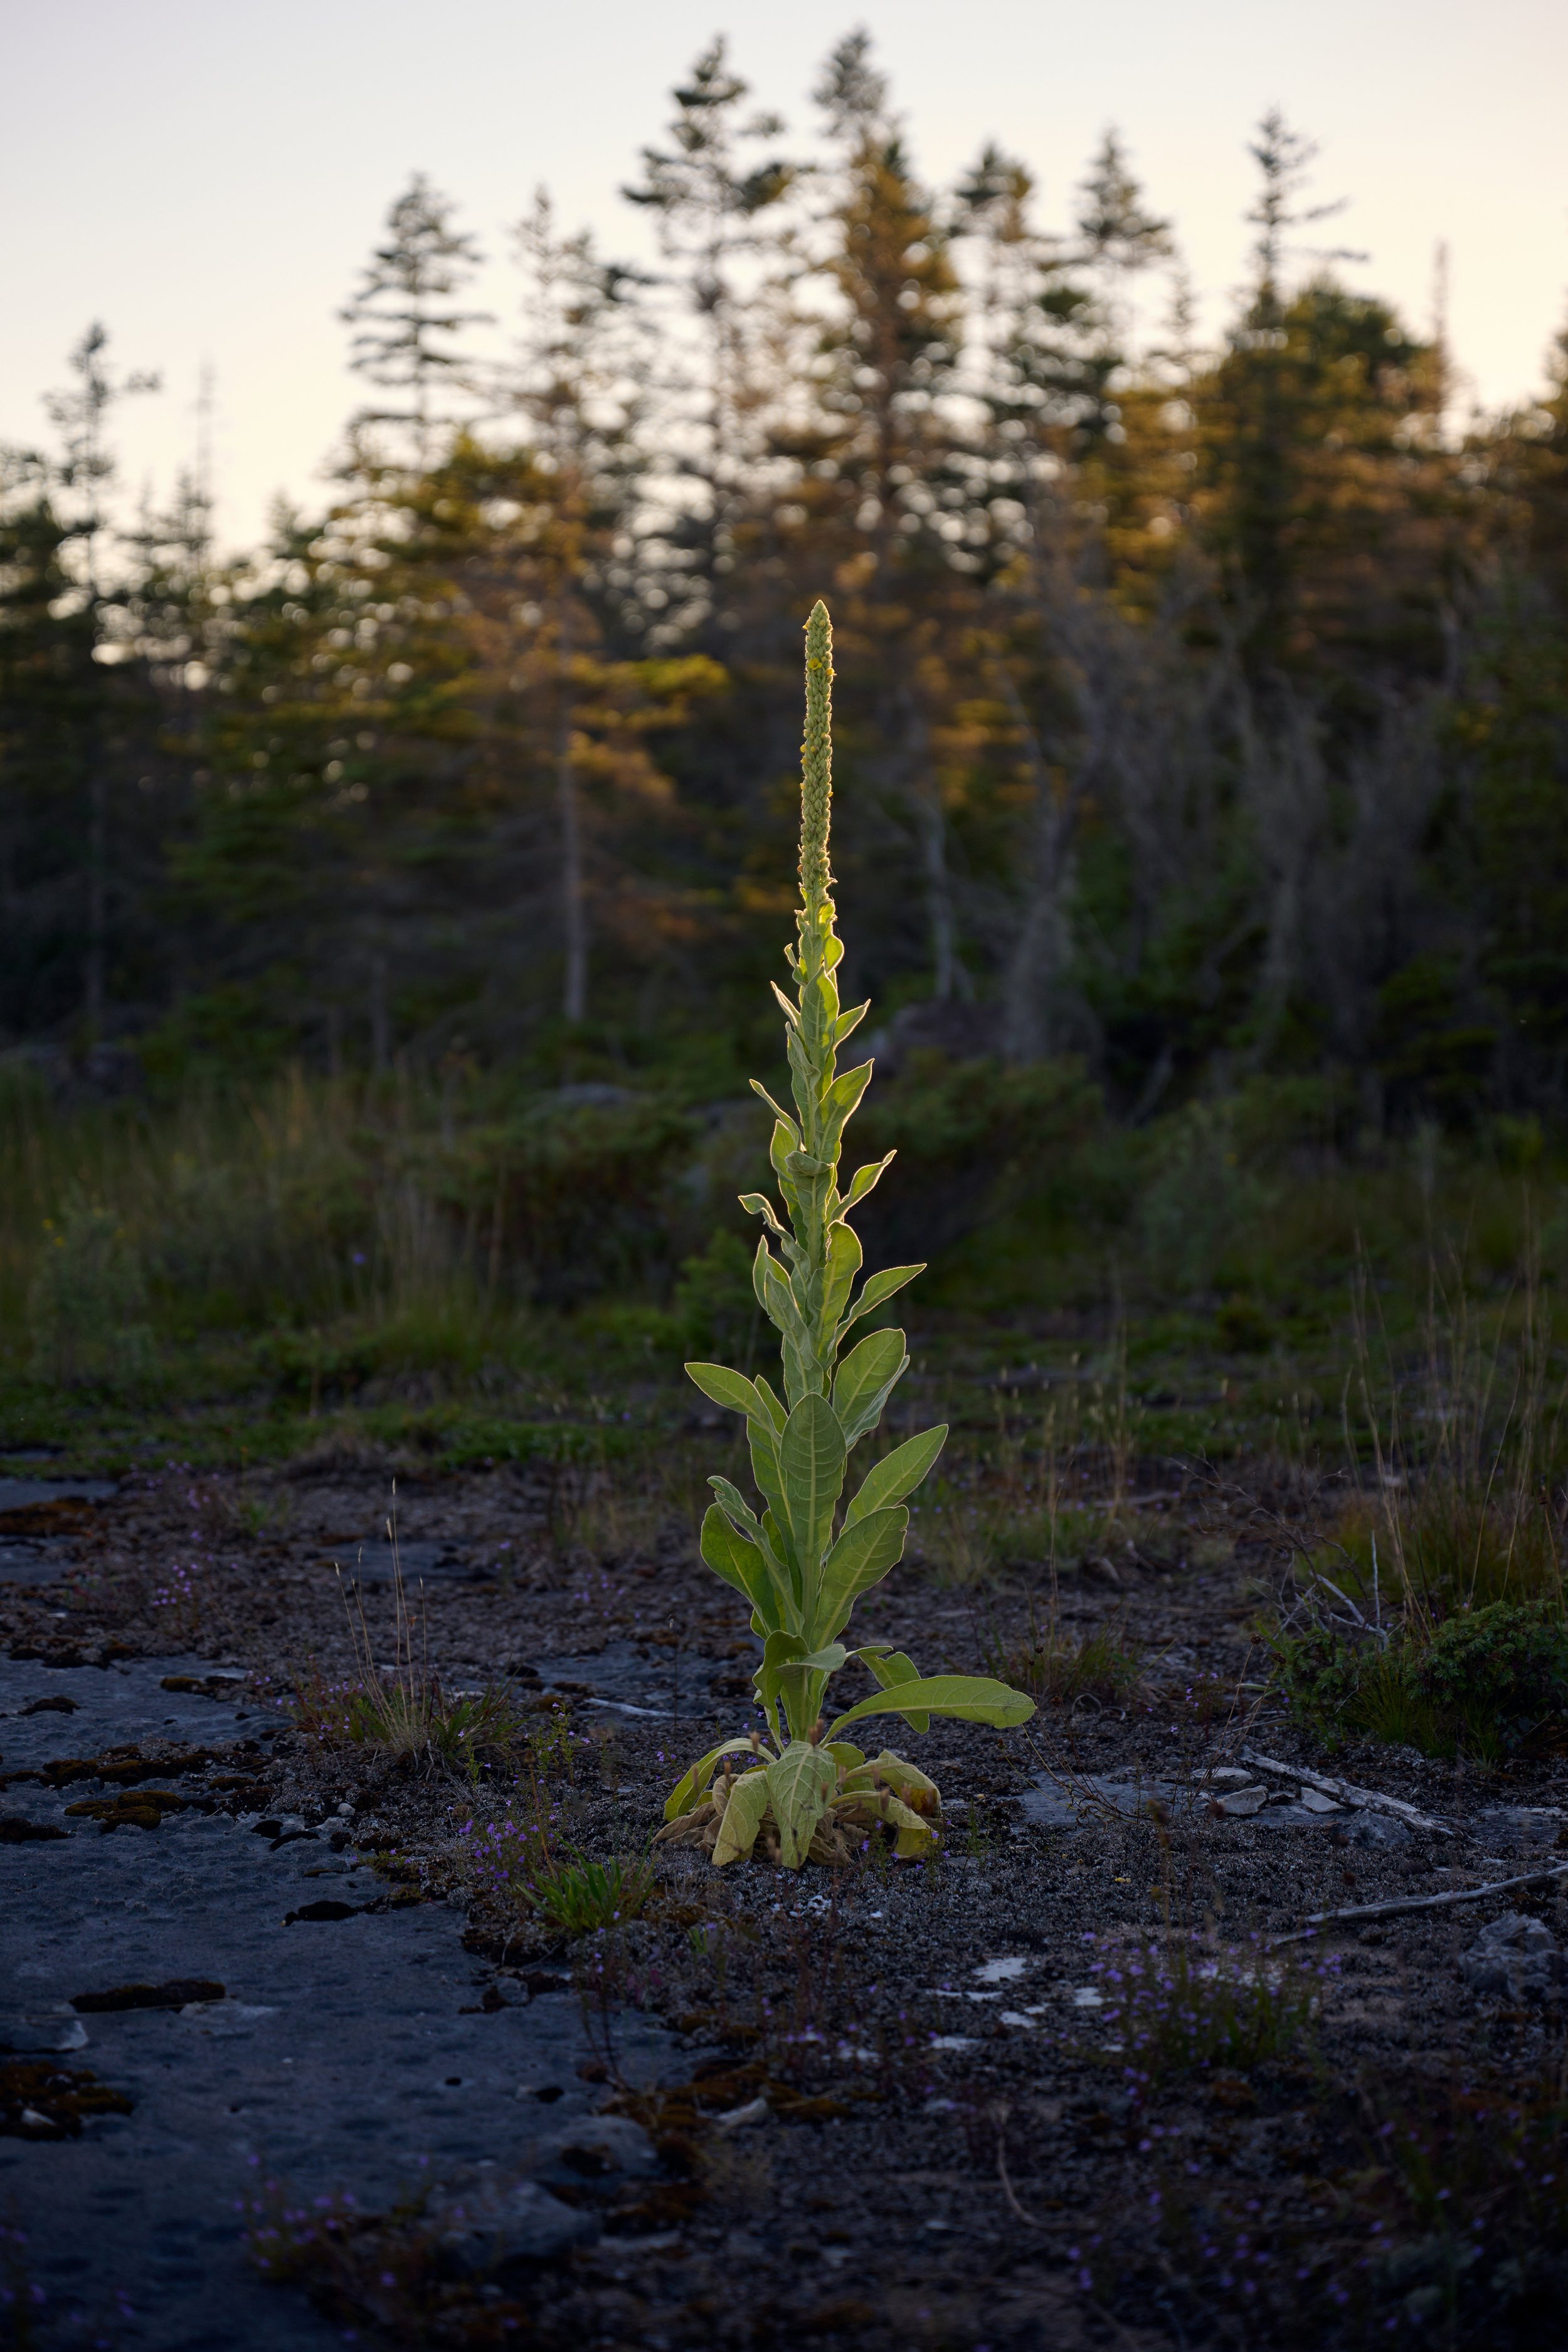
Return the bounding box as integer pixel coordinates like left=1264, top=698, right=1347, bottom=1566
left=657, top=601, right=1034, bottom=1869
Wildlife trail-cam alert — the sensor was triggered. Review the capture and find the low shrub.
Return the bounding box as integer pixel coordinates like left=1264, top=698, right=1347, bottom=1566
left=852, top=1048, right=1105, bottom=1266
left=1139, top=1099, right=1267, bottom=1294
left=1416, top=1599, right=1568, bottom=1759
left=672, top=1229, right=759, bottom=1362
left=1268, top=1600, right=1568, bottom=1762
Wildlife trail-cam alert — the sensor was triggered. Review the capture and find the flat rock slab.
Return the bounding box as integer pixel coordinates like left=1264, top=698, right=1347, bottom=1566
left=0, top=1655, right=678, bottom=2350
left=1476, top=1804, right=1565, bottom=1853
left=0, top=1480, right=120, bottom=1512
left=0, top=1542, right=78, bottom=1589
left=531, top=1639, right=739, bottom=1720
left=1019, top=1772, right=1411, bottom=1843
left=0, top=1480, right=120, bottom=1589
left=326, top=1534, right=492, bottom=1587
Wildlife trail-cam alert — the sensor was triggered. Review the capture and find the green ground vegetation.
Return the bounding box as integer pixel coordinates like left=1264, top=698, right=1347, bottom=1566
left=5, top=1036, right=1566, bottom=1769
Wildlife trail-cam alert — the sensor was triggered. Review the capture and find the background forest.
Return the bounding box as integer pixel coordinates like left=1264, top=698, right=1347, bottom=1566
left=3, top=30, right=1567, bottom=1431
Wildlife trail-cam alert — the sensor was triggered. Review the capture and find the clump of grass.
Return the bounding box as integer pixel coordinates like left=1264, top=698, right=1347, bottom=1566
left=913, top=1500, right=1002, bottom=1589
left=361, top=1679, right=530, bottom=1771
left=455, top=1805, right=651, bottom=1935
left=290, top=1662, right=529, bottom=1772
left=1269, top=1248, right=1568, bottom=1758
left=1320, top=1485, right=1565, bottom=1626
left=290, top=1494, right=530, bottom=1773
left=556, top=1467, right=669, bottom=1564
left=1082, top=1932, right=1332, bottom=2092
left=997, top=1611, right=1145, bottom=1710
left=28, top=1197, right=154, bottom=1388
left=209, top=1480, right=297, bottom=1540
left=531, top=1854, right=653, bottom=1934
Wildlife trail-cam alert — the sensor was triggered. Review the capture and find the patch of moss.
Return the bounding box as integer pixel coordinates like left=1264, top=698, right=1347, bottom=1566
left=1, top=2058, right=133, bottom=2138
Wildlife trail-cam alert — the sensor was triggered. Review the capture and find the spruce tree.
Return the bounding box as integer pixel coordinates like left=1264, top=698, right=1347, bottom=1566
left=623, top=36, right=795, bottom=643
left=340, top=175, right=490, bottom=468
left=0, top=326, right=161, bottom=1044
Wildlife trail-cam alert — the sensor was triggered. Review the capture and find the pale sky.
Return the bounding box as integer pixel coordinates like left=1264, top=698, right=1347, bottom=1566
left=4, top=0, right=1565, bottom=553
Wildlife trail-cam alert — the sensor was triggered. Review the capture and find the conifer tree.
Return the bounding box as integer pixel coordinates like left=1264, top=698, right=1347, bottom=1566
left=0, top=326, right=161, bottom=1042
left=1200, top=112, right=1367, bottom=679
left=624, top=36, right=795, bottom=640
left=805, top=33, right=973, bottom=1004
left=512, top=193, right=660, bottom=1022
left=340, top=176, right=490, bottom=468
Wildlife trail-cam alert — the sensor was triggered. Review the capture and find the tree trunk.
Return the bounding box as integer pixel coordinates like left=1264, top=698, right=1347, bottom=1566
left=84, top=759, right=107, bottom=1036
left=898, top=686, right=968, bottom=1003
left=557, top=591, right=586, bottom=1025
left=997, top=670, right=1081, bottom=1062
left=369, top=953, right=389, bottom=1073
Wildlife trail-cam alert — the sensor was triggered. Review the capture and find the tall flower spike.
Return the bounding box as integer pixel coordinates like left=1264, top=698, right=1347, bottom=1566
left=660, top=598, right=1033, bottom=1871
left=798, top=599, right=834, bottom=919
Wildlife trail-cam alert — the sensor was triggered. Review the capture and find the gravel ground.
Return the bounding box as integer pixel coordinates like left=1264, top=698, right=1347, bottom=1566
left=4, top=1453, right=1568, bottom=2350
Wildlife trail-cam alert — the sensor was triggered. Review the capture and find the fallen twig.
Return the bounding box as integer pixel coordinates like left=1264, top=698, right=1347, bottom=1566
left=992, top=2105, right=1073, bottom=2233
left=1021, top=1740, right=1138, bottom=1828
left=995, top=2116, right=1037, bottom=2230
left=1270, top=1860, right=1568, bottom=1945
left=1239, top=1745, right=1454, bottom=1837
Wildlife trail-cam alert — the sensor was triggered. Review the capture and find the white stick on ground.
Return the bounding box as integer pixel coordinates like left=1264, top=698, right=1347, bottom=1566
left=1269, top=1861, right=1568, bottom=1945
left=1238, top=1745, right=1455, bottom=1837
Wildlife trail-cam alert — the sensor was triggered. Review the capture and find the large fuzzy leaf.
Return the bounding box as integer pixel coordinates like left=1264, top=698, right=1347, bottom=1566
left=820, top=1221, right=862, bottom=1335
left=753, top=1628, right=805, bottom=1739
left=738, top=1190, right=792, bottom=1250
left=779, top=1333, right=813, bottom=1412
left=664, top=1738, right=767, bottom=1823
left=840, top=1152, right=895, bottom=1212
left=751, top=1375, right=788, bottom=1433
left=839, top=1750, right=940, bottom=1810
left=711, top=1476, right=798, bottom=1609
left=750, top=1083, right=799, bottom=1143
left=818, top=1061, right=872, bottom=1157
left=850, top=1645, right=928, bottom=1728
left=756, top=1629, right=847, bottom=1740
left=770, top=979, right=802, bottom=1030
left=779, top=1392, right=847, bottom=1567
left=686, top=1362, right=767, bottom=1421
left=811, top=1506, right=908, bottom=1643
left=758, top=1246, right=812, bottom=1357
left=740, top=1418, right=793, bottom=1576
left=712, top=1768, right=772, bottom=1866
left=839, top=1784, right=938, bottom=1858
left=709, top=1475, right=768, bottom=1549
left=765, top=1740, right=837, bottom=1869
left=699, top=1506, right=786, bottom=1632
left=825, top=1675, right=1036, bottom=1739
left=844, top=1426, right=948, bottom=1527
left=832, top=1327, right=908, bottom=1447
left=842, top=1263, right=925, bottom=1332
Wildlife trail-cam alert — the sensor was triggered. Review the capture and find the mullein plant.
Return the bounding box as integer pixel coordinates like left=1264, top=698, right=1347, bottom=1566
left=659, top=602, right=1033, bottom=1870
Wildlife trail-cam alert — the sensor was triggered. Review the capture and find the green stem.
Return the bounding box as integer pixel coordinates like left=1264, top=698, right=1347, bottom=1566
left=799, top=598, right=834, bottom=933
